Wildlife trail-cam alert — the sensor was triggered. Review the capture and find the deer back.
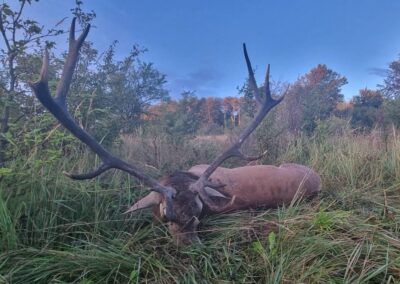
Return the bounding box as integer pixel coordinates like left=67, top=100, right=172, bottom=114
left=188, top=164, right=321, bottom=212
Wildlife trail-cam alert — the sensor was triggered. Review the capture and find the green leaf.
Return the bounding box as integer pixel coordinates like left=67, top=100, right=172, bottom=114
left=0, top=168, right=12, bottom=176
left=2, top=6, right=14, bottom=16
left=268, top=232, right=277, bottom=257
left=251, top=240, right=264, bottom=254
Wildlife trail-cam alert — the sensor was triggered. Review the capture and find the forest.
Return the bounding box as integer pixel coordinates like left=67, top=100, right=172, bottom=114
left=1, top=1, right=400, bottom=283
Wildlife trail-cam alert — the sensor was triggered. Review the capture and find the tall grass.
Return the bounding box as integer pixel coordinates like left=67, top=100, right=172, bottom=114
left=1, top=127, right=399, bottom=283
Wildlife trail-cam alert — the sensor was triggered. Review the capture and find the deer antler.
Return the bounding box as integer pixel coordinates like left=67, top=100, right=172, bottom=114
left=29, top=18, right=176, bottom=221
left=190, top=43, right=285, bottom=211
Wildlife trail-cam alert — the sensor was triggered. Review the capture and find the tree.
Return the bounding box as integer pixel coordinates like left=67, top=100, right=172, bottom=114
left=287, top=64, right=347, bottom=134
left=164, top=91, right=202, bottom=136
left=199, top=97, right=224, bottom=127
left=93, top=44, right=169, bottom=134
left=41, top=38, right=169, bottom=145
left=222, top=96, right=241, bottom=129
left=380, top=55, right=400, bottom=127
left=0, top=0, right=63, bottom=164
left=351, top=88, right=383, bottom=129
left=0, top=0, right=169, bottom=162
left=381, top=57, right=400, bottom=99
left=283, top=81, right=303, bottom=135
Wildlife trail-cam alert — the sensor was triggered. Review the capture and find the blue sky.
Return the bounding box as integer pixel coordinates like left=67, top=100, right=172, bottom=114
left=17, top=0, right=400, bottom=100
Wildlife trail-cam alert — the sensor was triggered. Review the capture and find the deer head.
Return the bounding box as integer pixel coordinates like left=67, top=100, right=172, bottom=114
left=30, top=19, right=284, bottom=245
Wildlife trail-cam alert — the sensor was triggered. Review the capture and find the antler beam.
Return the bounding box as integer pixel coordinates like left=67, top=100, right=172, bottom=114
left=29, top=18, right=176, bottom=221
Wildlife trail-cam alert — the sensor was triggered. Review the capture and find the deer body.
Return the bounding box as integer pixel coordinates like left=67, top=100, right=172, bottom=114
left=142, top=163, right=321, bottom=243
left=188, top=164, right=321, bottom=213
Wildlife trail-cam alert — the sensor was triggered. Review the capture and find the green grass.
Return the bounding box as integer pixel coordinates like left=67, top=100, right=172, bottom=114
left=1, top=129, right=400, bottom=283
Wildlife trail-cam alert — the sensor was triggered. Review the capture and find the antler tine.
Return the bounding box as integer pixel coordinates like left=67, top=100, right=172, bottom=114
left=63, top=164, right=111, bottom=180
left=243, top=43, right=264, bottom=107
left=264, top=64, right=272, bottom=101
left=30, top=18, right=177, bottom=221
left=55, top=18, right=90, bottom=107
left=189, top=43, right=284, bottom=211
left=39, top=49, right=49, bottom=81
left=69, top=16, right=76, bottom=42
left=235, top=149, right=268, bottom=161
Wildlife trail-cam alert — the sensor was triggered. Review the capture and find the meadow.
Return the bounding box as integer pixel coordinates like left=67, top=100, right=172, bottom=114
left=1, top=125, right=399, bottom=283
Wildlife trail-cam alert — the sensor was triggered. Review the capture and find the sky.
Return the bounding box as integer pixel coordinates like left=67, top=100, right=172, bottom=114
left=13, top=0, right=400, bottom=100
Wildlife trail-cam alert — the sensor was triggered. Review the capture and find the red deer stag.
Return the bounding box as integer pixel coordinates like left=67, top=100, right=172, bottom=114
left=30, top=19, right=321, bottom=245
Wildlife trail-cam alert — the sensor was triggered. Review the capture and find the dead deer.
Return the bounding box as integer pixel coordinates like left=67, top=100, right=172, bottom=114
left=30, top=19, right=321, bottom=245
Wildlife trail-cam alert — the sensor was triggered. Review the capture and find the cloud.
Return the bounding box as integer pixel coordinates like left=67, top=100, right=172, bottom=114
left=368, top=67, right=387, bottom=77
left=167, top=68, right=223, bottom=97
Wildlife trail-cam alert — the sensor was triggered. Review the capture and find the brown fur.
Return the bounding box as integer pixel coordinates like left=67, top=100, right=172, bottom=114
left=188, top=163, right=321, bottom=212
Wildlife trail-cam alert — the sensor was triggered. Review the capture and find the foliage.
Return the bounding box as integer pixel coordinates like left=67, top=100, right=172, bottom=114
left=351, top=88, right=383, bottom=129
left=0, top=1, right=169, bottom=162
left=0, top=0, right=64, bottom=163
left=96, top=44, right=169, bottom=134
left=383, top=98, right=400, bottom=128
left=161, top=91, right=202, bottom=136
left=380, top=55, right=400, bottom=127
left=286, top=64, right=347, bottom=135
left=381, top=56, right=400, bottom=99
left=199, top=97, right=225, bottom=128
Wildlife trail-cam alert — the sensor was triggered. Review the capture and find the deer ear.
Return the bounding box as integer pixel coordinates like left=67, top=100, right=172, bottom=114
left=124, top=191, right=162, bottom=214
left=204, top=187, right=230, bottom=199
